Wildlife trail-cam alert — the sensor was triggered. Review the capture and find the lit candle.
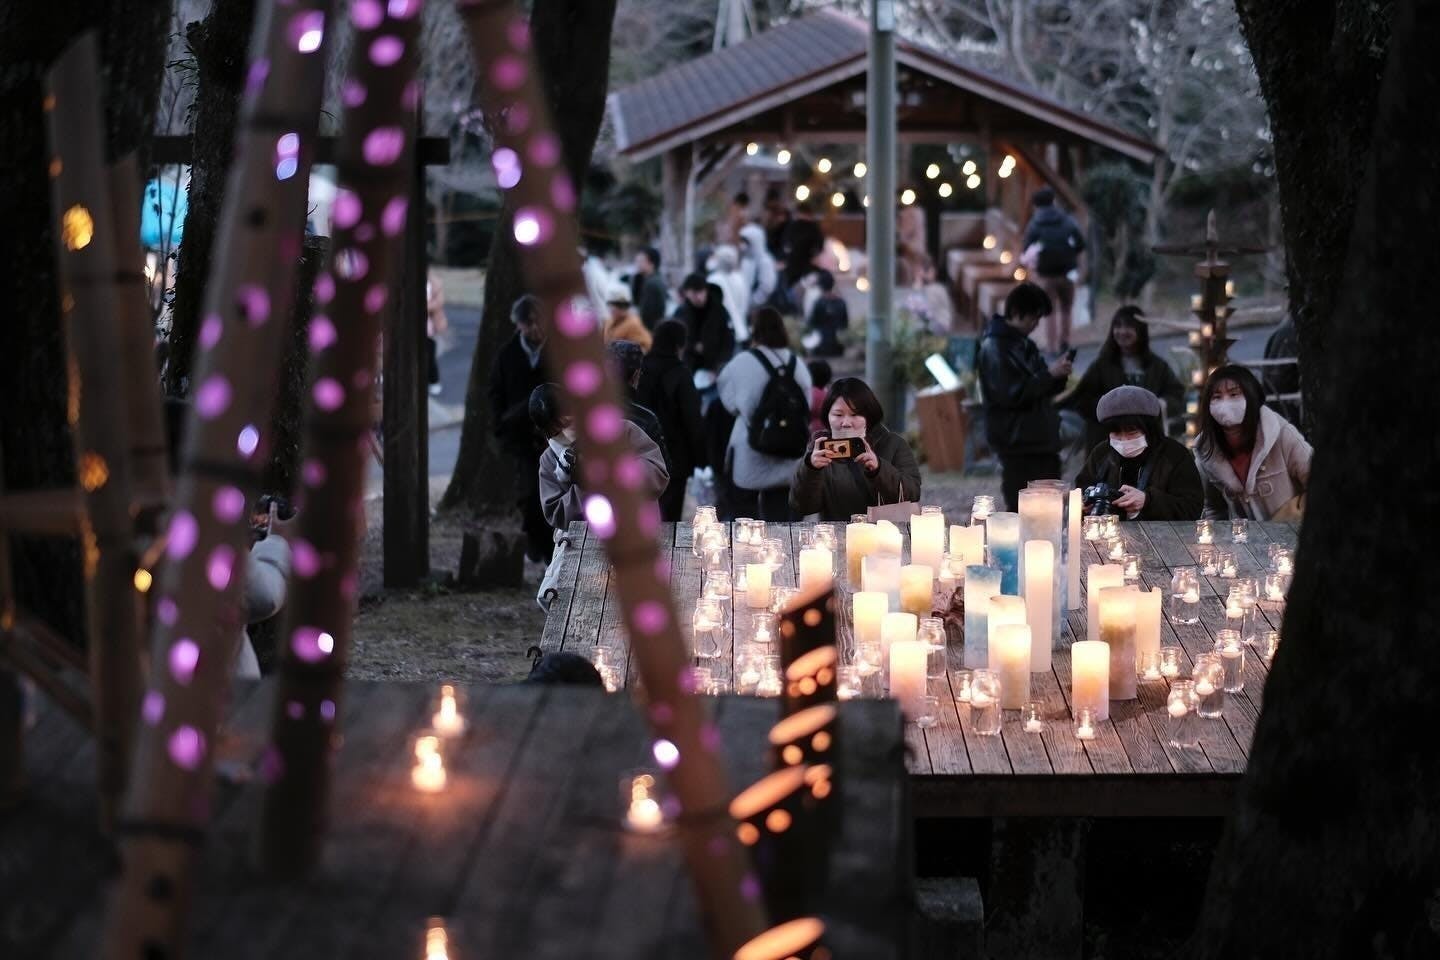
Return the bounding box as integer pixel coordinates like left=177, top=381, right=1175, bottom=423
left=986, top=512, right=1021, bottom=595
left=911, top=512, right=946, bottom=572
left=881, top=611, right=918, bottom=661
left=1083, top=516, right=1104, bottom=541
left=1219, top=553, right=1238, bottom=579
left=1087, top=564, right=1125, bottom=643
left=745, top=562, right=772, bottom=609
left=991, top=623, right=1032, bottom=709
left=853, top=591, right=888, bottom=651
left=1276, top=555, right=1294, bottom=576
left=798, top=545, right=834, bottom=595
left=862, top=553, right=902, bottom=608
left=1022, top=540, right=1054, bottom=672
left=875, top=519, right=903, bottom=557
left=888, top=638, right=928, bottom=721
left=625, top=774, right=665, bottom=833
left=1099, top=587, right=1138, bottom=702
left=1136, top=588, right=1163, bottom=678
left=1024, top=716, right=1044, bottom=734
left=845, top=521, right=876, bottom=584
left=432, top=684, right=465, bottom=738
left=1067, top=489, right=1082, bottom=610
left=900, top=564, right=934, bottom=616
left=1191, top=293, right=1203, bottom=311
left=1074, top=709, right=1097, bottom=741
left=986, top=595, right=1027, bottom=672
left=1071, top=640, right=1110, bottom=721
left=1107, top=537, right=1125, bottom=561
left=963, top=565, right=1002, bottom=669
left=1225, top=279, right=1236, bottom=298
left=949, top=524, right=984, bottom=566
left=1195, top=519, right=1214, bottom=545
left=412, top=735, right=446, bottom=793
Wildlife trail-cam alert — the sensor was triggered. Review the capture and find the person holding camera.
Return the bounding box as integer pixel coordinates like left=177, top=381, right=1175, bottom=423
left=789, top=378, right=921, bottom=521
left=1075, top=385, right=1203, bottom=521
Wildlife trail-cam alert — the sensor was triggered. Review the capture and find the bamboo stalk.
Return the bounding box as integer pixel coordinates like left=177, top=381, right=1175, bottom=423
left=453, top=2, right=766, bottom=953
left=100, top=3, right=334, bottom=956
left=254, top=0, right=422, bottom=877
left=44, top=32, right=145, bottom=831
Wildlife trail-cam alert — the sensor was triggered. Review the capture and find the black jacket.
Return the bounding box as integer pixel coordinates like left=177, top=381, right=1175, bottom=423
left=677, top=282, right=735, bottom=373
left=637, top=351, right=706, bottom=478
left=790, top=425, right=922, bottom=521
left=807, top=295, right=848, bottom=357
left=977, top=316, right=1064, bottom=457
left=1022, top=206, right=1085, bottom=278
left=1065, top=351, right=1186, bottom=453
left=631, top=272, right=668, bottom=330
left=1074, top=435, right=1204, bottom=521
left=488, top=334, right=548, bottom=461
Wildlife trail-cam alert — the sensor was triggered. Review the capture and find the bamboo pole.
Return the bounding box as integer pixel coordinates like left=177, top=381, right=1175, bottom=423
left=44, top=32, right=145, bottom=830
left=452, top=2, right=767, bottom=953
left=100, top=3, right=334, bottom=955
left=254, top=0, right=422, bottom=877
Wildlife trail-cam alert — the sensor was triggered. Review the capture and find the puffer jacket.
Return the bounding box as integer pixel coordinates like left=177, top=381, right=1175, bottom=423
left=790, top=425, right=922, bottom=521
left=1074, top=435, right=1204, bottom=521
left=1195, top=405, right=1312, bottom=521
left=977, top=316, right=1065, bottom=457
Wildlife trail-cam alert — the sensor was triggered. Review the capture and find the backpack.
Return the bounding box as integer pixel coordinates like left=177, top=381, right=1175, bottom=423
left=746, top=348, right=810, bottom=458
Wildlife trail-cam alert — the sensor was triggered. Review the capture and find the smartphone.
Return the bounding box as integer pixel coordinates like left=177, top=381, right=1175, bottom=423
left=819, top=437, right=858, bottom=462
left=1064, top=347, right=1078, bottom=362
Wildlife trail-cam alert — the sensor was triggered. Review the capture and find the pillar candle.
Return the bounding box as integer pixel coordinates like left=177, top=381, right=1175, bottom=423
left=875, top=519, right=904, bottom=557
left=992, top=623, right=1032, bottom=709
left=986, top=512, right=1021, bottom=595
left=1018, top=488, right=1063, bottom=584
left=1067, top=489, right=1083, bottom=610
left=853, top=591, right=888, bottom=650
left=986, top=595, right=1027, bottom=672
left=1098, top=586, right=1138, bottom=701
left=963, top=565, right=1002, bottom=669
left=1022, top=540, right=1055, bottom=671
left=798, top=546, right=833, bottom=595
left=900, top=564, right=934, bottom=616
left=862, top=553, right=902, bottom=608
left=1136, top=587, right=1163, bottom=674
left=1087, top=564, right=1125, bottom=643
left=881, top=611, right=918, bottom=661
left=888, top=639, right=927, bottom=721
left=745, top=562, right=772, bottom=609
left=1071, top=640, right=1110, bottom=722
left=949, top=523, right=985, bottom=567
left=911, top=513, right=946, bottom=572
left=845, top=521, right=876, bottom=584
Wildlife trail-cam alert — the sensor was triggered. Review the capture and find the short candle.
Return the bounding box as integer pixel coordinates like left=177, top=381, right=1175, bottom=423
left=745, top=563, right=772, bottom=608
left=432, top=685, right=465, bottom=738
left=900, top=564, right=934, bottom=616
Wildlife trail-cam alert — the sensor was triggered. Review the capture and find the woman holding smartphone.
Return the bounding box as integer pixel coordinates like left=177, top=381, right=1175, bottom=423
left=789, top=377, right=921, bottom=521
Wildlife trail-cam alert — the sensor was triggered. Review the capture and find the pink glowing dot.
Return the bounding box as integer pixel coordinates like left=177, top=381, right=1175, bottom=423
left=292, top=539, right=320, bottom=578
left=237, top=424, right=261, bottom=458
left=313, top=377, right=345, bottom=412
left=650, top=702, right=674, bottom=725
left=507, top=17, right=531, bottom=49
left=302, top=458, right=326, bottom=488
left=634, top=601, right=668, bottom=636
left=258, top=746, right=284, bottom=783
left=342, top=78, right=367, bottom=107
left=652, top=738, right=680, bottom=770
left=199, top=312, right=224, bottom=350
left=528, top=133, right=560, bottom=168
left=551, top=175, right=576, bottom=212
left=584, top=494, right=616, bottom=539
left=615, top=454, right=646, bottom=490
left=505, top=104, right=531, bottom=136
left=315, top=272, right=335, bottom=304
left=370, top=35, right=404, bottom=67
left=320, top=699, right=336, bottom=722
left=555, top=297, right=596, bottom=338
left=194, top=374, right=232, bottom=420
left=564, top=361, right=602, bottom=396
left=157, top=597, right=178, bottom=626
left=364, top=284, right=388, bottom=313
left=513, top=207, right=550, bottom=246
left=740, top=873, right=762, bottom=902
left=492, top=147, right=521, bottom=185
left=292, top=626, right=335, bottom=663
left=169, top=638, right=200, bottom=685
left=142, top=690, right=165, bottom=726
left=167, top=511, right=198, bottom=561
left=333, top=189, right=362, bottom=229
left=351, top=0, right=383, bottom=29
left=206, top=544, right=236, bottom=591
left=291, top=11, right=325, bottom=53
left=337, top=248, right=370, bottom=280
left=582, top=459, right=608, bottom=486
left=381, top=196, right=408, bottom=236
left=492, top=54, right=525, bottom=90
left=388, top=0, right=422, bottom=18
left=363, top=126, right=405, bottom=166
left=700, top=722, right=723, bottom=752
left=212, top=485, right=245, bottom=523
left=245, top=60, right=270, bottom=98
left=167, top=725, right=206, bottom=771
left=286, top=700, right=304, bottom=719
left=309, top=315, right=337, bottom=351
left=587, top=404, right=624, bottom=442
left=237, top=284, right=270, bottom=326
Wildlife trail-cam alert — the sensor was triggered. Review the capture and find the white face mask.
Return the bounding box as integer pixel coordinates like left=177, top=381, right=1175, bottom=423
left=558, top=427, right=578, bottom=446
left=1210, top=398, right=1247, bottom=427
left=1110, top=435, right=1148, bottom=459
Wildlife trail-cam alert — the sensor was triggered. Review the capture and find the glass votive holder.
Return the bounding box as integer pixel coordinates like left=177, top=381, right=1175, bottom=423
left=969, top=670, right=1001, bottom=736
left=1169, top=567, right=1201, bottom=624
left=918, top=616, right=946, bottom=650
left=734, top=517, right=756, bottom=545
left=1215, top=629, right=1245, bottom=693
left=1121, top=553, right=1140, bottom=581
left=760, top=537, right=787, bottom=571
left=1106, top=537, right=1126, bottom=562
left=1073, top=708, right=1098, bottom=741
left=756, top=655, right=783, bottom=698
left=921, top=504, right=944, bottom=516
left=1083, top=515, right=1105, bottom=541
left=688, top=664, right=716, bottom=696
left=850, top=513, right=869, bottom=523
left=1216, top=550, right=1238, bottom=579
left=694, top=505, right=718, bottom=526
left=810, top=523, right=837, bottom=552
left=751, top=611, right=777, bottom=646
left=1195, top=518, right=1214, bottom=545
left=620, top=770, right=668, bottom=834
left=735, top=649, right=765, bottom=694
left=1269, top=545, right=1295, bottom=576
left=1196, top=544, right=1219, bottom=577
left=1193, top=653, right=1226, bottom=718
left=411, top=731, right=448, bottom=794
left=704, top=546, right=731, bottom=574
left=1166, top=681, right=1201, bottom=749
left=1159, top=645, right=1183, bottom=679
left=1259, top=630, right=1280, bottom=664
left=1102, top=514, right=1120, bottom=539
left=430, top=683, right=467, bottom=738
left=970, top=495, right=995, bottom=525
left=769, top=586, right=798, bottom=615
left=1138, top=649, right=1162, bottom=681
left=692, top=600, right=726, bottom=660
left=1021, top=701, right=1044, bottom=734
left=749, top=519, right=767, bottom=546
left=1262, top=573, right=1287, bottom=604
left=704, top=570, right=733, bottom=602
left=953, top=668, right=974, bottom=703
left=915, top=695, right=940, bottom=729
left=837, top=664, right=862, bottom=700
left=855, top=640, right=883, bottom=679
left=1230, top=518, right=1249, bottom=543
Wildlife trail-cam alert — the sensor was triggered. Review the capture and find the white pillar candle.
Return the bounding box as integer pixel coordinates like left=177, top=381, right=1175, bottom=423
left=1018, top=488, right=1063, bottom=586
left=1022, top=540, right=1054, bottom=671
left=900, top=564, right=934, bottom=616
left=986, top=595, right=1027, bottom=671
left=1067, top=489, right=1083, bottom=610
left=888, top=638, right=928, bottom=721
left=949, top=523, right=985, bottom=567
left=798, top=546, right=834, bottom=595
left=991, top=623, right=1032, bottom=709
left=862, top=553, right=902, bottom=608
left=845, top=521, right=876, bottom=584
left=745, top=562, right=772, bottom=609
left=853, top=591, right=888, bottom=649
left=1136, top=587, right=1163, bottom=674
left=911, top=513, right=946, bottom=572
left=1071, top=640, right=1110, bottom=722
left=1087, top=564, right=1125, bottom=643
left=875, top=519, right=904, bottom=557
left=881, top=611, right=918, bottom=661
left=1098, top=586, right=1138, bottom=701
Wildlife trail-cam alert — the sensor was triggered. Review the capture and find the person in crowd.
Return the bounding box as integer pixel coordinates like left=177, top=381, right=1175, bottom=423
left=530, top=382, right=668, bottom=533
left=717, top=307, right=813, bottom=521
left=762, top=187, right=792, bottom=261
left=630, top=246, right=668, bottom=330
left=977, top=281, right=1073, bottom=510
left=781, top=201, right=826, bottom=299
left=605, top=339, right=670, bottom=478
left=580, top=243, right=613, bottom=320
left=806, top=358, right=832, bottom=434
left=1074, top=385, right=1203, bottom=521
left=523, top=647, right=604, bottom=687
left=739, top=221, right=777, bottom=321
left=1194, top=364, right=1312, bottom=521
left=488, top=294, right=553, bottom=563
left=602, top=284, right=652, bottom=352
left=1065, top=305, right=1185, bottom=453
left=707, top=244, right=752, bottom=348
left=805, top=269, right=848, bottom=357
left=637, top=321, right=706, bottom=522
left=1022, top=187, right=1086, bottom=353
left=716, top=191, right=751, bottom=247
left=426, top=269, right=449, bottom=397
left=790, top=377, right=921, bottom=521
left=676, top=272, right=734, bottom=378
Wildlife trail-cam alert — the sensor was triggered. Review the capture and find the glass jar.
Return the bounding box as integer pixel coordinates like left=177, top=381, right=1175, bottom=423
left=1269, top=545, right=1295, bottom=576
left=970, top=495, right=996, bottom=525
left=1106, top=537, right=1126, bottom=562
left=969, top=670, right=1002, bottom=736
left=953, top=668, right=974, bottom=703
left=1214, top=629, right=1245, bottom=693
left=810, top=523, right=838, bottom=552
left=1166, top=680, right=1201, bottom=749
left=1195, top=518, right=1215, bottom=545
left=703, top=570, right=733, bottom=603
left=1102, top=514, right=1120, bottom=539
left=1073, top=707, right=1098, bottom=741
left=1258, top=629, right=1280, bottom=664
left=1230, top=518, right=1249, bottom=543
left=1196, top=544, right=1219, bottom=577
left=1083, top=515, right=1105, bottom=541
left=760, top=537, right=787, bottom=572
left=1121, top=553, right=1141, bottom=581
left=1159, top=645, right=1183, bottom=679
left=692, top=600, right=726, bottom=660
left=734, top=518, right=756, bottom=545
left=1263, top=573, right=1289, bottom=603
left=915, top=695, right=939, bottom=729
left=837, top=664, right=862, bottom=700
left=1021, top=701, right=1045, bottom=735
left=1216, top=549, right=1238, bottom=579
left=921, top=504, right=944, bottom=516
left=1193, top=653, right=1226, bottom=718
left=1169, top=567, right=1201, bottom=625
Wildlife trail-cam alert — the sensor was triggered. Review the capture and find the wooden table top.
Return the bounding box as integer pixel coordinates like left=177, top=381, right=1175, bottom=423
left=542, top=519, right=1300, bottom=818
left=7, top=683, right=909, bottom=959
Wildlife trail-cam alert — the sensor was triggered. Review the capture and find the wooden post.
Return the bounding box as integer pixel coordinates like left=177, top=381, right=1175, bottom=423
left=452, top=2, right=767, bottom=953
left=100, top=2, right=334, bottom=955
left=660, top=147, right=692, bottom=286
left=44, top=32, right=146, bottom=831
left=256, top=1, right=422, bottom=875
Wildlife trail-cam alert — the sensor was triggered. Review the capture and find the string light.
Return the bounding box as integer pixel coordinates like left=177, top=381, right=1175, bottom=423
left=966, top=173, right=982, bottom=189
left=816, top=157, right=831, bottom=174
left=795, top=184, right=810, bottom=202
left=856, top=276, right=870, bottom=292
left=925, top=163, right=940, bottom=180
left=862, top=195, right=869, bottom=207
left=937, top=182, right=953, bottom=198
left=853, top=161, right=867, bottom=178
left=776, top=148, right=791, bottom=165
left=900, top=188, right=916, bottom=205
left=746, top=141, right=759, bottom=156
left=1013, top=267, right=1027, bottom=281
left=982, top=235, right=997, bottom=250
left=962, top=160, right=977, bottom=175
left=999, top=250, right=1014, bottom=265
left=830, top=191, right=845, bottom=208
left=998, top=154, right=1016, bottom=179
left=134, top=568, right=153, bottom=593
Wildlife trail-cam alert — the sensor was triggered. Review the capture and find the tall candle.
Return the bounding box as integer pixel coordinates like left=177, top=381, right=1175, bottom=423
left=853, top=591, right=888, bottom=650
left=986, top=595, right=1027, bottom=671
left=798, top=546, right=834, bottom=595
left=1022, top=540, right=1055, bottom=671
left=888, top=639, right=928, bottom=721
left=1136, top=587, right=1163, bottom=674
left=949, top=524, right=985, bottom=566
left=992, top=623, right=1032, bottom=709
left=987, top=512, right=1021, bottom=595
left=1018, top=488, right=1063, bottom=584
left=1087, top=564, right=1125, bottom=643
left=911, top=513, right=946, bottom=572
left=1099, top=587, right=1138, bottom=701
left=881, top=611, right=918, bottom=668
left=845, top=521, right=876, bottom=584
left=862, top=553, right=902, bottom=608
left=1067, top=489, right=1082, bottom=610
left=875, top=519, right=904, bottom=557
left=963, top=565, right=1002, bottom=669
left=900, top=564, right=934, bottom=616
left=1071, top=640, right=1110, bottom=721
left=745, top=562, right=772, bottom=609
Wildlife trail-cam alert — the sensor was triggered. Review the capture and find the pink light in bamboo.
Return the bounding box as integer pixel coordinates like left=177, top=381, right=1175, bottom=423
left=169, top=639, right=200, bottom=685
left=167, top=511, right=198, bottom=560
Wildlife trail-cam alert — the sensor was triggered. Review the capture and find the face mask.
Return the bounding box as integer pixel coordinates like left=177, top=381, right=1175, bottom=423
left=1110, top=435, right=1148, bottom=459
left=1210, top=398, right=1247, bottom=427
left=559, top=427, right=578, bottom=445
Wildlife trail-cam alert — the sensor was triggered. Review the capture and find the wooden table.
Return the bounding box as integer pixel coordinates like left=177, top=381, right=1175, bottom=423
left=542, top=520, right=1300, bottom=819
left=5, top=682, right=910, bottom=958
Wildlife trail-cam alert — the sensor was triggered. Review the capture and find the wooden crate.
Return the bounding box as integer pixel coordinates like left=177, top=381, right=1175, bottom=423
left=915, top=386, right=970, bottom=473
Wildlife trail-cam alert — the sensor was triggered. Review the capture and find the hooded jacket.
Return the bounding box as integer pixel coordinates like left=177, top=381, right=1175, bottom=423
left=789, top=425, right=922, bottom=521
left=603, top=307, right=652, bottom=352
left=1074, top=435, right=1204, bottom=521
left=637, top=348, right=707, bottom=479
left=977, top=316, right=1064, bottom=457
left=677, top=282, right=735, bottom=373
left=1195, top=405, right=1311, bottom=521
left=739, top=222, right=778, bottom=310
left=1022, top=205, right=1085, bottom=278
left=537, top=421, right=668, bottom=531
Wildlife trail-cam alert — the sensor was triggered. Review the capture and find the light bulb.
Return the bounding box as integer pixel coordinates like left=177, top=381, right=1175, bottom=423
left=795, top=184, right=810, bottom=202
left=776, top=148, right=791, bottom=165
left=817, top=157, right=832, bottom=173
left=830, top=191, right=845, bottom=207
left=746, top=142, right=759, bottom=156
left=938, top=182, right=953, bottom=198
left=900, top=188, right=916, bottom=205
left=853, top=161, right=867, bottom=178
left=967, top=173, right=982, bottom=189
left=962, top=160, right=977, bottom=175
left=925, top=163, right=940, bottom=179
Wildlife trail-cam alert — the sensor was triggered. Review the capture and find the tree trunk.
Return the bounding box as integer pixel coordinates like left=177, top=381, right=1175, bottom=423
left=162, top=0, right=257, bottom=396
left=441, top=0, right=619, bottom=514
left=1192, top=1, right=1440, bottom=955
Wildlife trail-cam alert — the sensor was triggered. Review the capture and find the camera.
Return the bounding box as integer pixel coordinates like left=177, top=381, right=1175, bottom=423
left=818, top=437, right=857, bottom=462
left=1082, top=483, right=1122, bottom=517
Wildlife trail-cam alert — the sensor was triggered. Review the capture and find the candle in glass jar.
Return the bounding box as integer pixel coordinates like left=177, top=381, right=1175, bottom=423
left=412, top=735, right=446, bottom=793
left=1106, top=537, right=1126, bottom=561
left=911, top=512, right=946, bottom=572
left=986, top=595, right=1027, bottom=671
left=1022, top=540, right=1054, bottom=671
left=1136, top=588, right=1163, bottom=676
left=853, top=591, right=888, bottom=650
left=963, top=565, right=1002, bottom=669
left=745, top=563, right=772, bottom=609
left=863, top=553, right=902, bottom=608
left=625, top=774, right=665, bottom=833
left=875, top=519, right=904, bottom=557
left=888, top=639, right=928, bottom=721
left=949, top=524, right=985, bottom=566
left=1074, top=708, right=1097, bottom=741
left=1087, top=564, right=1125, bottom=643
left=1071, top=640, right=1110, bottom=721
left=1195, top=519, right=1214, bottom=545
left=1098, top=586, right=1138, bottom=701
left=881, top=611, right=918, bottom=660
left=432, top=685, right=466, bottom=738
left=1067, top=489, right=1083, bottom=609
left=900, top=564, right=934, bottom=616
left=798, top=546, right=834, bottom=594
left=987, top=512, right=1021, bottom=595
left=845, top=521, right=876, bottom=583
left=991, top=623, right=1032, bottom=708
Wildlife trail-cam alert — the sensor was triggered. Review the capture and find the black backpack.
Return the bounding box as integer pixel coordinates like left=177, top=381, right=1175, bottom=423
left=746, top=348, right=810, bottom=458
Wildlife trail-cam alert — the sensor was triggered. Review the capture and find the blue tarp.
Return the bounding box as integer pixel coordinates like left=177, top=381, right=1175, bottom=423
left=141, top=176, right=186, bottom=248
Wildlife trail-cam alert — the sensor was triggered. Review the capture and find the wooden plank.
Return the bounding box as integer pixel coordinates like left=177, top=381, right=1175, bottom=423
left=1031, top=665, right=1091, bottom=775
left=1138, top=517, right=1198, bottom=568
left=561, top=527, right=612, bottom=654
left=922, top=662, right=972, bottom=775
left=1163, top=597, right=1251, bottom=774
left=537, top=522, right=589, bottom=653
left=944, top=643, right=1010, bottom=775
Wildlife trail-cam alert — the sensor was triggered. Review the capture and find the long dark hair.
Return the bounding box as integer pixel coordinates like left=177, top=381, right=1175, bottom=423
left=821, top=377, right=885, bottom=432
left=1197, top=364, right=1265, bottom=460
left=1097, top=305, right=1151, bottom=366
